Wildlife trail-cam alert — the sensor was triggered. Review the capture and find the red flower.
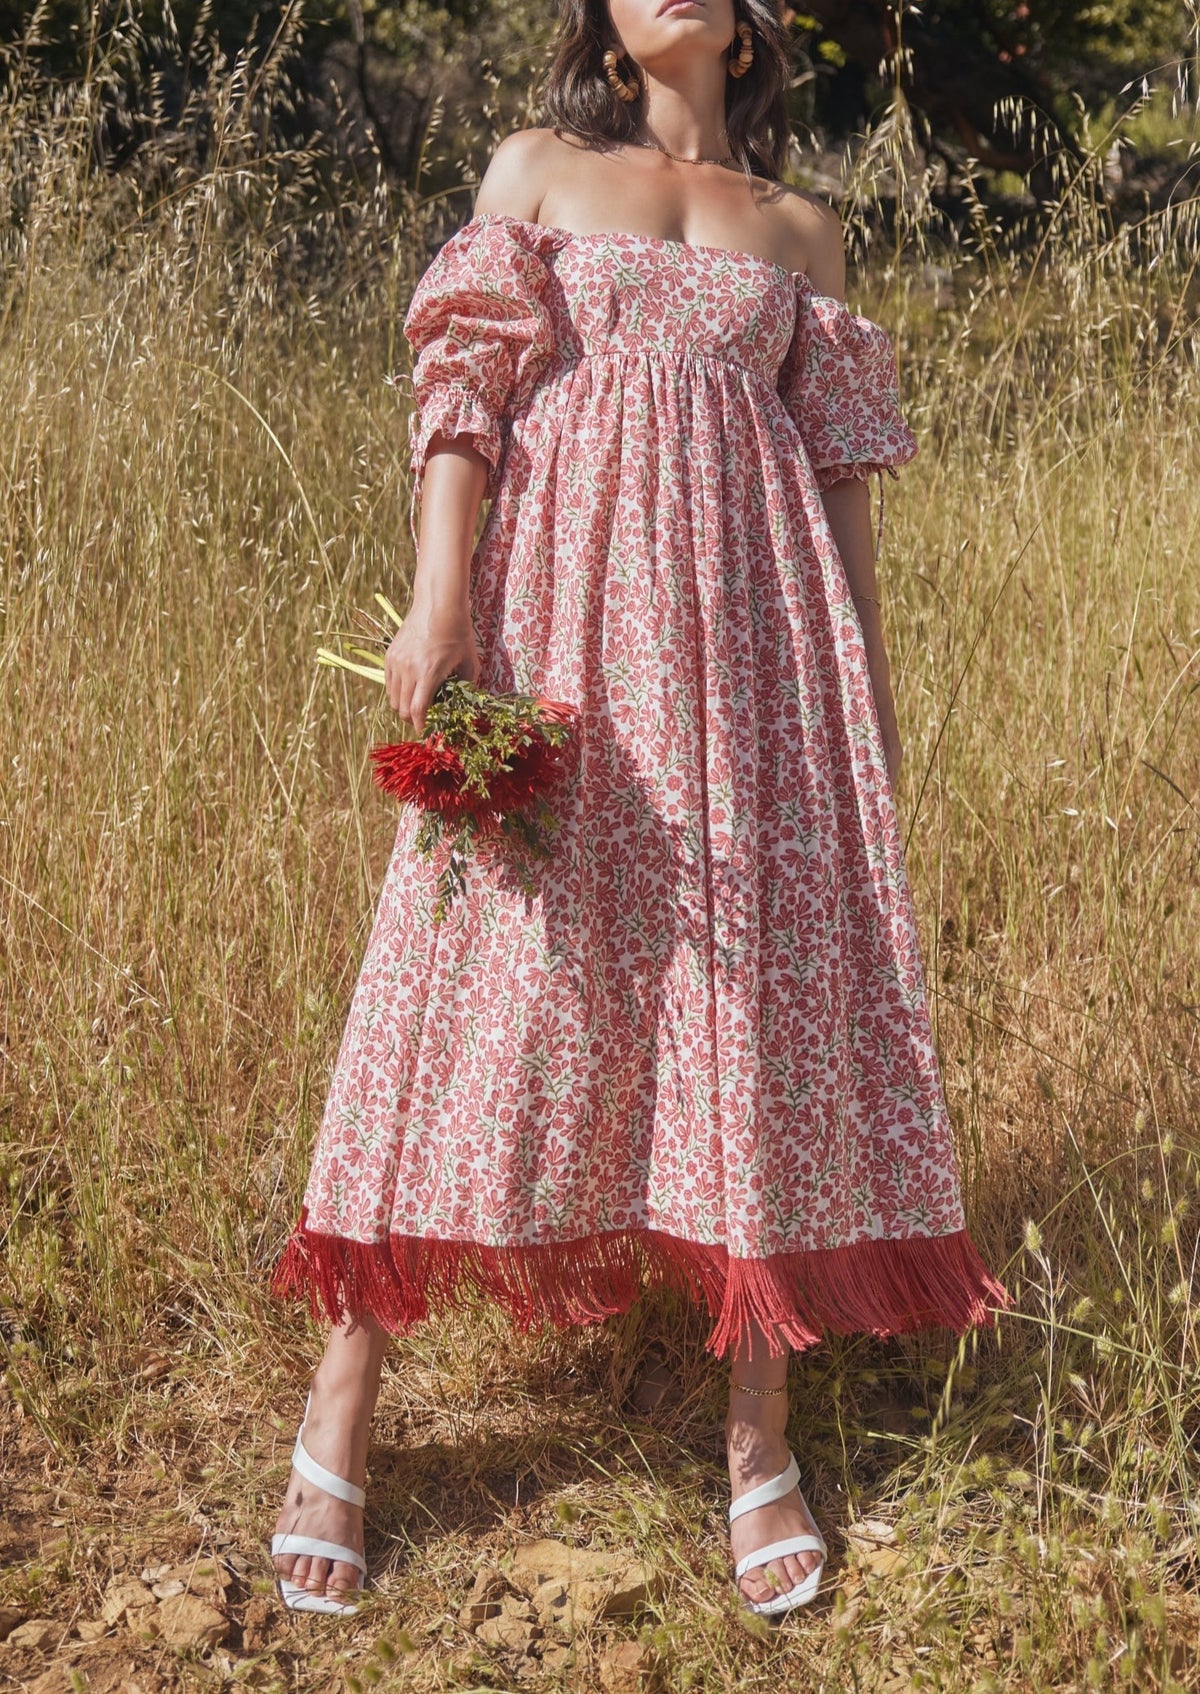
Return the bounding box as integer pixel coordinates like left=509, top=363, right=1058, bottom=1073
left=368, top=736, right=474, bottom=816
left=485, top=733, right=574, bottom=810
left=530, top=697, right=578, bottom=726
left=370, top=696, right=579, bottom=821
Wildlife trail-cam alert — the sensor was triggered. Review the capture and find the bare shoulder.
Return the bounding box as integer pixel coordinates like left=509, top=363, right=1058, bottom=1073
left=472, top=128, right=568, bottom=222
left=767, top=184, right=846, bottom=299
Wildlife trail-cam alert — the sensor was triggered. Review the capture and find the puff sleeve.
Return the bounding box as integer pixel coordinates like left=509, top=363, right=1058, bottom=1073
left=396, top=214, right=558, bottom=543
left=777, top=280, right=918, bottom=493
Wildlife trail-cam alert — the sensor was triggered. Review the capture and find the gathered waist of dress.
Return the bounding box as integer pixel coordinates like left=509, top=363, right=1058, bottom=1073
left=542, top=344, right=784, bottom=390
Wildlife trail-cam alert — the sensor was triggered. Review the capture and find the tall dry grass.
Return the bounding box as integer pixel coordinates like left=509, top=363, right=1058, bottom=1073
left=1, top=15, right=1199, bottom=1692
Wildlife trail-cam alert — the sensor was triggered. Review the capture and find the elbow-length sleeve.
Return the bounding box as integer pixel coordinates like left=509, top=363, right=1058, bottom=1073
left=777, top=278, right=918, bottom=493
left=395, top=214, right=558, bottom=542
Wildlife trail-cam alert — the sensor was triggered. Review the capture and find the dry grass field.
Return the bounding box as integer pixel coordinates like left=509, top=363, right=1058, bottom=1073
left=1, top=40, right=1199, bottom=1694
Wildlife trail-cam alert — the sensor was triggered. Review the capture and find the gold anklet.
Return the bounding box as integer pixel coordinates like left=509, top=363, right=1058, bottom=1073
left=730, top=1379, right=787, bottom=1396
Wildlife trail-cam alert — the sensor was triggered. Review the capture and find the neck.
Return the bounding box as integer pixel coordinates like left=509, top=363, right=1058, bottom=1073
left=634, top=62, right=730, bottom=160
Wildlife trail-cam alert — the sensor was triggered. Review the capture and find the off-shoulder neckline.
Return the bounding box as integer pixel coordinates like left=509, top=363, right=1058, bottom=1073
left=464, top=210, right=833, bottom=300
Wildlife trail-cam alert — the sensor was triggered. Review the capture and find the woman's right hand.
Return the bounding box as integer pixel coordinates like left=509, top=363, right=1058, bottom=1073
left=384, top=597, right=480, bottom=736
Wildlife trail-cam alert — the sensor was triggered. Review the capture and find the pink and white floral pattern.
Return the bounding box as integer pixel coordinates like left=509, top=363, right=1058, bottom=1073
left=273, top=212, right=1008, bottom=1359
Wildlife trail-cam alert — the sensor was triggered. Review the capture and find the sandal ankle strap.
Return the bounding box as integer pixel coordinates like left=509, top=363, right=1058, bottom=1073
left=728, top=1451, right=801, bottom=1523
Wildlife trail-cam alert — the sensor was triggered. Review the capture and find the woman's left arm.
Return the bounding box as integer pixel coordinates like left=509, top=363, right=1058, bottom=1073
left=795, top=198, right=904, bottom=789
left=819, top=477, right=902, bottom=788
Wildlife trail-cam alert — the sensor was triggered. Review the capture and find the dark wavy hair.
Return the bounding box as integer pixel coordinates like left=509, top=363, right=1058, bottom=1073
left=540, top=0, right=795, bottom=185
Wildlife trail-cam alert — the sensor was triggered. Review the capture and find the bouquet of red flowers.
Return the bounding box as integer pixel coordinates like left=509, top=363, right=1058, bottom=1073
left=318, top=596, right=578, bottom=923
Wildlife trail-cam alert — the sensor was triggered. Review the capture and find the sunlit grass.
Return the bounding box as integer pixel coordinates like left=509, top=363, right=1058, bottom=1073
left=1, top=16, right=1199, bottom=1692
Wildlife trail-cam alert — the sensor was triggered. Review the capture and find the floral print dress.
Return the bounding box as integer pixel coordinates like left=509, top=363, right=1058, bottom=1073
left=273, top=211, right=1008, bottom=1359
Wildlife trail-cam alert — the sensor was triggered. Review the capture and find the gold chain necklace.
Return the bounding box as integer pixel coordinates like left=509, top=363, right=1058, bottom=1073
left=633, top=137, right=737, bottom=168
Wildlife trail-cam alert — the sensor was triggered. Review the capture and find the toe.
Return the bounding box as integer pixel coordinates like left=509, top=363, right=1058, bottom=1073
left=767, top=1556, right=792, bottom=1596
left=328, top=1557, right=363, bottom=1598
left=304, top=1556, right=333, bottom=1594
left=739, top=1571, right=769, bottom=1605
left=783, top=1551, right=816, bottom=1592
left=288, top=1554, right=312, bottom=1587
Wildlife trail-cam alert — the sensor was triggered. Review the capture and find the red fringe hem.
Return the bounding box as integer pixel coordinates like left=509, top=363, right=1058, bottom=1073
left=271, top=1210, right=1010, bottom=1362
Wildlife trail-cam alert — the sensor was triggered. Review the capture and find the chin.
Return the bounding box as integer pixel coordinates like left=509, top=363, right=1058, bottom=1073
left=649, top=21, right=725, bottom=53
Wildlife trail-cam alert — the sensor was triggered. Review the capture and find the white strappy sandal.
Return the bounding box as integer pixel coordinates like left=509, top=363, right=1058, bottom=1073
left=270, top=1398, right=368, bottom=1616
left=729, top=1449, right=827, bottom=1617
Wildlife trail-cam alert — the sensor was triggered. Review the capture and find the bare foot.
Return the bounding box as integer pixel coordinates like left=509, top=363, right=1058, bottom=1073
left=726, top=1394, right=824, bottom=1609
left=271, top=1316, right=387, bottom=1604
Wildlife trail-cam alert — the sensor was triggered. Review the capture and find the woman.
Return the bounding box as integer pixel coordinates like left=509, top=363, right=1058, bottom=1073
left=270, top=0, right=1009, bottom=1621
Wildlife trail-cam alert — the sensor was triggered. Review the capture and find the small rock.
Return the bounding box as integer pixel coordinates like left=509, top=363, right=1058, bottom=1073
left=459, top=1567, right=508, bottom=1628
left=6, top=1617, right=60, bottom=1651
left=539, top=1640, right=574, bottom=1671
left=82, top=1665, right=155, bottom=1694
left=476, top=1612, right=541, bottom=1652
left=241, top=1594, right=275, bottom=1652
left=140, top=1563, right=172, bottom=1584
left=76, top=1619, right=110, bottom=1642
left=191, top=1558, right=230, bottom=1590
left=860, top=1545, right=910, bottom=1578
left=101, top=1578, right=155, bottom=1625
left=154, top=1593, right=229, bottom=1649
left=26, top=1668, right=73, bottom=1694
left=844, top=1518, right=897, bottom=1553
left=531, top=1578, right=569, bottom=1627
left=480, top=1615, right=517, bottom=1646
left=152, top=1559, right=229, bottom=1602
left=595, top=1564, right=656, bottom=1621
left=830, top=1578, right=867, bottom=1633
left=509, top=1539, right=602, bottom=1588
left=599, top=1640, right=655, bottom=1692
left=507, top=1540, right=660, bottom=1628
left=832, top=1592, right=864, bottom=1633
left=0, top=1607, right=23, bottom=1642
left=563, top=1567, right=656, bottom=1628
left=499, top=1592, right=537, bottom=1623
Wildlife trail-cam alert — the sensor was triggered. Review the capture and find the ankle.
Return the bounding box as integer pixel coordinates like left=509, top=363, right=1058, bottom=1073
left=726, top=1414, right=789, bottom=1457
left=726, top=1406, right=789, bottom=1457
left=310, top=1340, right=385, bottom=1416
left=307, top=1366, right=375, bottom=1416
left=296, top=1380, right=376, bottom=1481
left=726, top=1381, right=788, bottom=1432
